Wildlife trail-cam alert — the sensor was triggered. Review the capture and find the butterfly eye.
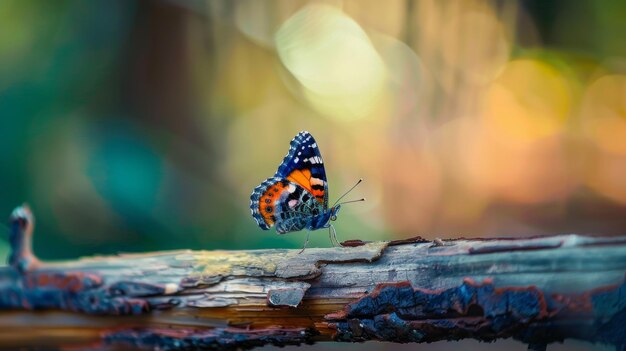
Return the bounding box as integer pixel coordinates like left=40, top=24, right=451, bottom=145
left=330, top=215, right=337, bottom=221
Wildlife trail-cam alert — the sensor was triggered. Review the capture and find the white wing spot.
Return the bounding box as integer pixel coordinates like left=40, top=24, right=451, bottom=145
left=287, top=184, right=296, bottom=193
left=294, top=157, right=299, bottom=163
left=288, top=199, right=298, bottom=208
left=310, top=177, right=324, bottom=185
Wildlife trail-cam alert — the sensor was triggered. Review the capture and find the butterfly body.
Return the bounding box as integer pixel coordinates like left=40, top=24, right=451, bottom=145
left=250, top=131, right=341, bottom=238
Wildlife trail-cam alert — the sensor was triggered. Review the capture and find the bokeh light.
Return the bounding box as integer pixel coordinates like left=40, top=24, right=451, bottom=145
left=275, top=3, right=387, bottom=120
left=580, top=75, right=626, bottom=155
left=483, top=59, right=575, bottom=145
left=581, top=74, right=626, bottom=204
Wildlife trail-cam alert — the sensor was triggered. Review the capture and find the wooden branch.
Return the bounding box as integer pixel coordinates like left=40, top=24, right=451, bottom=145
left=1, top=204, right=625, bottom=350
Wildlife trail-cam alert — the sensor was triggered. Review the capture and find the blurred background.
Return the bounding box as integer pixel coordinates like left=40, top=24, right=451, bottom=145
left=1, top=0, right=624, bottom=349
left=1, top=0, right=626, bottom=266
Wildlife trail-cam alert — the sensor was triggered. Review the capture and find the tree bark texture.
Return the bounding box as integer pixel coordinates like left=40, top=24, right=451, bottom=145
left=1, top=205, right=625, bottom=350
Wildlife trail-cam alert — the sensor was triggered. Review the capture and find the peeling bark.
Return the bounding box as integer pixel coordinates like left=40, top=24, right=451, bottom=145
left=0, top=205, right=625, bottom=350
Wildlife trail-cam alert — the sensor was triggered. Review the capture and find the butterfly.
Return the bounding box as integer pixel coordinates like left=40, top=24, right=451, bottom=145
left=250, top=131, right=363, bottom=252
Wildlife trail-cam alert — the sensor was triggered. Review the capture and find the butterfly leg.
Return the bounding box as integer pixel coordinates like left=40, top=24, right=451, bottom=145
left=298, top=231, right=311, bottom=254
left=329, top=224, right=342, bottom=247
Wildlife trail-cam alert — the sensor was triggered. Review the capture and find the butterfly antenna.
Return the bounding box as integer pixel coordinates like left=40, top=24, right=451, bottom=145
left=335, top=198, right=366, bottom=206
left=332, top=178, right=363, bottom=207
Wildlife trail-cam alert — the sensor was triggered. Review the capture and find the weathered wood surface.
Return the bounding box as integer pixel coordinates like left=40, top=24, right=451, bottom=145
left=1, top=205, right=625, bottom=350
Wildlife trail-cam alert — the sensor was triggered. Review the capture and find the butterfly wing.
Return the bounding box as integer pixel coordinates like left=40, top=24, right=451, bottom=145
left=275, top=131, right=329, bottom=209
left=250, top=177, right=325, bottom=233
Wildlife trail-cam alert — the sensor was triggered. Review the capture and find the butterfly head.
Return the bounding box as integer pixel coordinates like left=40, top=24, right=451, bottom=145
left=329, top=205, right=341, bottom=222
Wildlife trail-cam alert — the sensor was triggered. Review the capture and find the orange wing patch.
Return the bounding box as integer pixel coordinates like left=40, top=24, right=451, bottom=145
left=287, top=169, right=312, bottom=192
left=287, top=169, right=325, bottom=204
left=259, top=182, right=288, bottom=226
